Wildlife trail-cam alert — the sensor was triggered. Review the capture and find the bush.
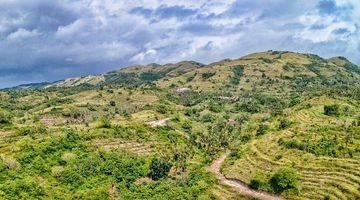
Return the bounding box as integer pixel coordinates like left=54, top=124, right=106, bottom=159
left=149, top=157, right=172, bottom=180
left=208, top=101, right=223, bottom=113
left=59, top=169, right=84, bottom=188
left=155, top=104, right=168, bottom=114
left=0, top=177, right=46, bottom=198
left=278, top=138, right=306, bottom=151
left=256, top=123, right=269, bottom=136
left=182, top=121, right=192, bottom=131
left=0, top=110, right=12, bottom=124
left=234, top=101, right=261, bottom=113
left=185, top=108, right=199, bottom=117
left=278, top=118, right=293, bottom=130
left=201, top=114, right=216, bottom=123
left=270, top=167, right=299, bottom=193
left=186, top=74, right=196, bottom=82
left=98, top=117, right=112, bottom=128
left=109, top=101, right=116, bottom=106
left=324, top=104, right=340, bottom=116
left=249, top=173, right=269, bottom=190
left=201, top=72, right=216, bottom=79
left=18, top=126, right=47, bottom=137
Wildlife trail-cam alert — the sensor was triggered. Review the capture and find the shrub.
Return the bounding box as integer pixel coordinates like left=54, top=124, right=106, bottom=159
left=270, top=167, right=299, bottom=193
left=122, top=110, right=131, bottom=118
left=186, top=74, right=196, bottom=82
left=201, top=72, right=216, bottom=79
left=240, top=133, right=253, bottom=142
left=201, top=114, right=216, bottom=123
left=168, top=91, right=206, bottom=107
left=182, top=121, right=192, bottom=131
left=234, top=101, right=261, bottom=113
left=233, top=65, right=244, bottom=77
left=324, top=104, right=340, bottom=116
left=278, top=118, right=293, bottom=130
left=278, top=138, right=306, bottom=151
left=149, top=157, right=172, bottom=180
left=0, top=110, right=12, bottom=124
left=208, top=101, right=223, bottom=113
left=155, top=104, right=168, bottom=114
left=0, top=177, right=46, bottom=198
left=18, top=126, right=47, bottom=136
left=98, top=117, right=112, bottom=128
left=229, top=65, right=244, bottom=85
left=59, top=169, right=84, bottom=188
left=250, top=173, right=269, bottom=190
left=236, top=114, right=250, bottom=124
left=229, top=149, right=245, bottom=159
left=109, top=101, right=116, bottom=106
left=256, top=123, right=269, bottom=136
left=185, top=108, right=199, bottom=117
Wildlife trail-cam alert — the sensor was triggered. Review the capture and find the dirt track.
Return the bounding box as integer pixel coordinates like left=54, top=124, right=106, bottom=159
left=208, top=152, right=284, bottom=200
left=146, top=118, right=169, bottom=127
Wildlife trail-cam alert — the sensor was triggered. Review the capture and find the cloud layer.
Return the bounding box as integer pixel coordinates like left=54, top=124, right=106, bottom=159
left=0, top=0, right=359, bottom=88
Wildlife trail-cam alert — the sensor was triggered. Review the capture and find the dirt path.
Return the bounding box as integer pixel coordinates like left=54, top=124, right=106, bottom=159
left=208, top=152, right=284, bottom=200
left=146, top=118, right=169, bottom=127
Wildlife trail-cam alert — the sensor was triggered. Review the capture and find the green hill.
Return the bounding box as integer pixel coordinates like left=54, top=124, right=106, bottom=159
left=0, top=51, right=359, bottom=199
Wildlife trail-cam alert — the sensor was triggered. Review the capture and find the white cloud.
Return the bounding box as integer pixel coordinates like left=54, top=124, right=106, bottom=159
left=0, top=0, right=359, bottom=88
left=6, top=28, right=40, bottom=41
left=130, top=49, right=157, bottom=62
left=56, top=19, right=86, bottom=38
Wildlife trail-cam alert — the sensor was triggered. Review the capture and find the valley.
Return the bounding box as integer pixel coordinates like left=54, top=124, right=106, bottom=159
left=0, top=51, right=359, bottom=199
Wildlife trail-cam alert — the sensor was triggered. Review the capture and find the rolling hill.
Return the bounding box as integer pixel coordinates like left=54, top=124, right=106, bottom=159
left=0, top=50, right=359, bottom=199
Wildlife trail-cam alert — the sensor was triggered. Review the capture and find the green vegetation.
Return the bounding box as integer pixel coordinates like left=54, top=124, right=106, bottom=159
left=201, top=72, right=216, bottom=79
left=149, top=157, right=172, bottom=180
left=0, top=109, right=12, bottom=124
left=0, top=51, right=359, bottom=199
left=324, top=104, right=340, bottom=116
left=270, top=167, right=299, bottom=194
left=230, top=65, right=244, bottom=85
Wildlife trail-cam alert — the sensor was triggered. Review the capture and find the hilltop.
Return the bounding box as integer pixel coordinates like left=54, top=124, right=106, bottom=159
left=8, top=50, right=359, bottom=91
left=0, top=51, right=359, bottom=199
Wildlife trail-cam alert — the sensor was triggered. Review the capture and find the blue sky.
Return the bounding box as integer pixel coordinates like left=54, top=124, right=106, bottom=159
left=0, top=0, right=359, bottom=88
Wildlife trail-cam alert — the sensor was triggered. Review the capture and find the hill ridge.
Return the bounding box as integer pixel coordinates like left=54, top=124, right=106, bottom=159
left=4, top=50, right=359, bottom=90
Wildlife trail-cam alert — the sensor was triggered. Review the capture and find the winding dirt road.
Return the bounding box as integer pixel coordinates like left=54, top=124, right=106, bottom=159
left=208, top=152, right=284, bottom=200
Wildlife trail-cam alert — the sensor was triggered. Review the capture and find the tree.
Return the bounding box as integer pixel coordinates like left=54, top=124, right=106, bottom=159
left=149, top=157, right=172, bottom=180
left=324, top=104, right=340, bottom=116
left=270, top=167, right=299, bottom=193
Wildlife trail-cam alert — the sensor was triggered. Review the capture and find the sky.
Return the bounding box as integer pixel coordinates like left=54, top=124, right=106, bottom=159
left=0, top=0, right=359, bottom=88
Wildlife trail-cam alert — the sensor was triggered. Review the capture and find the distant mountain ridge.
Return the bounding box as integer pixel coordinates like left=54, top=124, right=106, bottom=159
left=4, top=50, right=359, bottom=90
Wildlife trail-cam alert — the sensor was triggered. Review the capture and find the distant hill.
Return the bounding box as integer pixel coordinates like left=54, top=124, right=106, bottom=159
left=6, top=50, right=360, bottom=91
left=5, top=81, right=51, bottom=90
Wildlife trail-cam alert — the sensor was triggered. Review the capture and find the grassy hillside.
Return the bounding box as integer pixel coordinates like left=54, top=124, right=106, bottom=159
left=0, top=51, right=359, bottom=199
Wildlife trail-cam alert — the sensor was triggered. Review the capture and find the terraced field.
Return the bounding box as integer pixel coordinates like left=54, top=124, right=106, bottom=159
left=223, top=97, right=360, bottom=199
left=93, top=138, right=154, bottom=154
